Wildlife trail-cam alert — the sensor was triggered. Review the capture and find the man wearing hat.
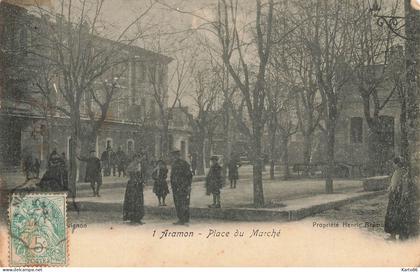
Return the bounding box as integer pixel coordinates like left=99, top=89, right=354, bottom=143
left=205, top=156, right=223, bottom=208
left=170, top=150, right=193, bottom=225
left=77, top=150, right=102, bottom=197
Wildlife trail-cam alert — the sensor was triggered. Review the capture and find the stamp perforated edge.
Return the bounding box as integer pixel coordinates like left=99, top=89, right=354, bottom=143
left=8, top=192, right=69, bottom=267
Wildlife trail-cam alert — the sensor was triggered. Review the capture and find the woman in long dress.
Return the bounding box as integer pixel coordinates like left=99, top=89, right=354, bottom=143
left=39, top=150, right=67, bottom=192
left=384, top=157, right=419, bottom=240
left=152, top=160, right=169, bottom=206
left=123, top=154, right=145, bottom=224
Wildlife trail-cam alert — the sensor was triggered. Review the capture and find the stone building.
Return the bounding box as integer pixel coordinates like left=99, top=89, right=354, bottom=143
left=0, top=2, right=191, bottom=174
left=285, top=50, right=404, bottom=176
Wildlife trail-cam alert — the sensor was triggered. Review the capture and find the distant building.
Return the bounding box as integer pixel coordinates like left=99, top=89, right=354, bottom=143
left=286, top=48, right=404, bottom=176
left=168, top=107, right=193, bottom=160
left=0, top=2, right=190, bottom=173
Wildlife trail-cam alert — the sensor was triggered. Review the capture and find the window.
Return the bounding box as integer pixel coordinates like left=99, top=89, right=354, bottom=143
left=127, top=139, right=134, bottom=154
left=137, top=62, right=145, bottom=82
left=106, top=138, right=113, bottom=149
left=350, top=117, right=363, bottom=143
left=67, top=136, right=72, bottom=160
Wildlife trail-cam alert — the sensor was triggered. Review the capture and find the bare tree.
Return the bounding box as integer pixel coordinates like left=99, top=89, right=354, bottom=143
left=352, top=1, right=399, bottom=175
left=214, top=0, right=274, bottom=206
left=278, top=110, right=299, bottom=180
left=203, top=45, right=239, bottom=179
left=265, top=61, right=297, bottom=180
left=28, top=0, right=156, bottom=197
left=181, top=63, right=221, bottom=175
left=148, top=49, right=194, bottom=160
left=300, top=0, right=359, bottom=193
left=277, top=39, right=322, bottom=177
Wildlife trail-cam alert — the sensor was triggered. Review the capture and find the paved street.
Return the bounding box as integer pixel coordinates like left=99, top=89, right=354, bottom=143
left=314, top=193, right=389, bottom=238
left=1, top=165, right=364, bottom=208
left=75, top=176, right=364, bottom=209
left=68, top=193, right=389, bottom=234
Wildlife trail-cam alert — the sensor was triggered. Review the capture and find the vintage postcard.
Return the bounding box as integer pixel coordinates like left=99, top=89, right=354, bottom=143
left=0, top=0, right=420, bottom=268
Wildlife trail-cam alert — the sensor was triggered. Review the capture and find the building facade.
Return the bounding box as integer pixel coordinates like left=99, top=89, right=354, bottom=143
left=0, top=2, right=191, bottom=174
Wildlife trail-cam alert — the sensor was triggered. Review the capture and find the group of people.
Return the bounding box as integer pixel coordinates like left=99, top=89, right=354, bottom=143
left=122, top=152, right=241, bottom=225
left=23, top=147, right=419, bottom=239
left=123, top=150, right=192, bottom=225
left=100, top=146, right=128, bottom=177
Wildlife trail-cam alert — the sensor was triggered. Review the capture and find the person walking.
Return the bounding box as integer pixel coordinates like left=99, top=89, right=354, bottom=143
left=77, top=150, right=102, bottom=197
left=170, top=150, right=193, bottom=225
left=123, top=154, right=146, bottom=224
left=384, top=157, right=419, bottom=240
left=152, top=160, right=169, bottom=206
left=205, top=156, right=223, bottom=208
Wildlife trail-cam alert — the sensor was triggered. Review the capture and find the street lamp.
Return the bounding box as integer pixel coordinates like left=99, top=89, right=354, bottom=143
left=368, top=0, right=410, bottom=40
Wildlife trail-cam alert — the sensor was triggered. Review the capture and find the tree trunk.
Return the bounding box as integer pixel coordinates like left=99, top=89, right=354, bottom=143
left=222, top=124, right=232, bottom=182
left=281, top=135, right=290, bottom=180
left=270, top=160, right=275, bottom=180
left=196, top=136, right=206, bottom=175
left=157, top=107, right=169, bottom=159
left=325, top=123, right=335, bottom=194
left=302, top=132, right=312, bottom=177
left=68, top=111, right=82, bottom=198
left=78, top=133, right=96, bottom=183
left=400, top=98, right=409, bottom=161
left=366, top=128, right=382, bottom=176
left=68, top=132, right=78, bottom=198
left=160, top=124, right=169, bottom=159
left=251, top=126, right=265, bottom=207
left=45, top=115, right=54, bottom=169
left=269, top=131, right=276, bottom=180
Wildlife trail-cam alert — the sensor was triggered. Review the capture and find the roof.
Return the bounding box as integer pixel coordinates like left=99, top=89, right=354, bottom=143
left=0, top=1, right=173, bottom=64
left=93, top=36, right=173, bottom=64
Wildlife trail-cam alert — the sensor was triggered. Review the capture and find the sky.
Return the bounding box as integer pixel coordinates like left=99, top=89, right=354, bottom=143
left=5, top=0, right=408, bottom=113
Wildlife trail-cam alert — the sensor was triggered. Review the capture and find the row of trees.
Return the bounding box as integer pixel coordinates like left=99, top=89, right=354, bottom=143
left=19, top=0, right=416, bottom=207
left=163, top=0, right=414, bottom=206
left=24, top=0, right=159, bottom=198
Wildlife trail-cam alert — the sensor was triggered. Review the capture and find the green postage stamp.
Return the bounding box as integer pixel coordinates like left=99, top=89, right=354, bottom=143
left=9, top=193, right=67, bottom=266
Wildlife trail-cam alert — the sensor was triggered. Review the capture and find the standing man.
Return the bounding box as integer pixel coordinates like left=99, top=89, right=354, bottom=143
left=205, top=156, right=223, bottom=208
left=22, top=153, right=40, bottom=180
left=116, top=146, right=127, bottom=177
left=228, top=154, right=241, bottom=189
left=101, top=147, right=111, bottom=176
left=170, top=150, right=193, bottom=225
left=78, top=150, right=102, bottom=197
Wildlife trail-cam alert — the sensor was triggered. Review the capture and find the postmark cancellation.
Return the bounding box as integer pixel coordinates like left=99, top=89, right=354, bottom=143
left=8, top=193, right=67, bottom=266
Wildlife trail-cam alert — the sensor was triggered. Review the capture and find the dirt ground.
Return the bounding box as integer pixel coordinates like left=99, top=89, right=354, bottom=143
left=314, top=193, right=389, bottom=238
